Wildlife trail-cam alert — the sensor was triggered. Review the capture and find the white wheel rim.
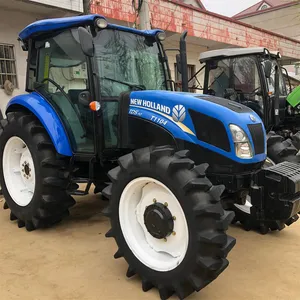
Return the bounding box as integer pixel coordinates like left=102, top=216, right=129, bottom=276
left=234, top=158, right=276, bottom=214
left=119, top=177, right=189, bottom=272
left=3, top=136, right=35, bottom=206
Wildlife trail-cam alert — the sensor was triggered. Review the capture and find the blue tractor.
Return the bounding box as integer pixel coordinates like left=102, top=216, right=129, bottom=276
left=1, top=14, right=300, bottom=300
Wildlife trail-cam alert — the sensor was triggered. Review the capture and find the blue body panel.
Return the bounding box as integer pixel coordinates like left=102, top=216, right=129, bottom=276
left=107, top=24, right=163, bottom=36
left=19, top=14, right=163, bottom=42
left=19, top=14, right=104, bottom=41
left=129, top=91, right=267, bottom=164
left=7, top=93, right=72, bottom=157
left=6, top=90, right=266, bottom=164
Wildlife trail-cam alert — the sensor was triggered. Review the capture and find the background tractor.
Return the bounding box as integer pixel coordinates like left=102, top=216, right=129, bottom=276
left=1, top=14, right=300, bottom=300
left=185, top=46, right=300, bottom=233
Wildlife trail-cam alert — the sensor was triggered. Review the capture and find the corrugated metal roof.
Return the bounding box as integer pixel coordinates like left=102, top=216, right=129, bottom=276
left=234, top=0, right=295, bottom=18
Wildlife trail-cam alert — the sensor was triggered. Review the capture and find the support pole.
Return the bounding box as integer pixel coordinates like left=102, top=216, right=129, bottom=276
left=139, top=0, right=151, bottom=30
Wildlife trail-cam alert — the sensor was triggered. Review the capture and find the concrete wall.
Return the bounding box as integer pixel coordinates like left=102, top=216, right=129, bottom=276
left=163, top=38, right=207, bottom=92
left=238, top=4, right=300, bottom=41
left=28, top=0, right=83, bottom=12
left=0, top=5, right=76, bottom=115
left=0, top=8, right=42, bottom=114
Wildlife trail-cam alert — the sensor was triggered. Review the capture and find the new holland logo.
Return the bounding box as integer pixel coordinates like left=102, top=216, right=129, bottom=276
left=172, top=105, right=186, bottom=122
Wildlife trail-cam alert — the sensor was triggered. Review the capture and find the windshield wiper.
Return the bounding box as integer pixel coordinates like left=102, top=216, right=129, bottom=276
left=101, top=77, right=146, bottom=90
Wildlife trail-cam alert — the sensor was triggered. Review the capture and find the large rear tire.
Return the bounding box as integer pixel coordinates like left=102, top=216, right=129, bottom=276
left=102, top=146, right=236, bottom=299
left=0, top=111, right=75, bottom=231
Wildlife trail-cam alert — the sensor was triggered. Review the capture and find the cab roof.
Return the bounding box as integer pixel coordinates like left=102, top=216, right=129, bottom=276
left=199, top=47, right=281, bottom=63
left=19, top=14, right=163, bottom=43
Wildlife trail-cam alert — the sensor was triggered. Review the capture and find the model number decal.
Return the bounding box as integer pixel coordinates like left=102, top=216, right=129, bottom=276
left=151, top=115, right=168, bottom=126
left=129, top=109, right=142, bottom=116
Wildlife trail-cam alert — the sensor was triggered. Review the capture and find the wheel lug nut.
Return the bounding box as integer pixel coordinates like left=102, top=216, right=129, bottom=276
left=153, top=198, right=157, bottom=203
left=172, top=231, right=176, bottom=236
left=23, top=174, right=26, bottom=177
left=164, top=202, right=168, bottom=207
left=164, top=238, right=167, bottom=242
left=173, top=216, right=176, bottom=220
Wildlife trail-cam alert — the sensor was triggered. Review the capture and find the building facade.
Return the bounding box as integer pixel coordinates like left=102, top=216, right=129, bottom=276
left=0, top=0, right=83, bottom=113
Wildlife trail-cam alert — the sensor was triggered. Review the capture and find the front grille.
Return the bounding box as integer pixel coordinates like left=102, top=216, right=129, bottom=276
left=189, top=109, right=230, bottom=152
left=247, top=123, right=265, bottom=154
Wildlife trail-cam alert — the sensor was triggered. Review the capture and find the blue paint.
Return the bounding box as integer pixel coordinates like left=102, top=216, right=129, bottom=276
left=129, top=91, right=267, bottom=164
left=6, top=93, right=72, bottom=157
left=19, top=14, right=163, bottom=42
left=19, top=14, right=104, bottom=41
left=107, top=24, right=163, bottom=37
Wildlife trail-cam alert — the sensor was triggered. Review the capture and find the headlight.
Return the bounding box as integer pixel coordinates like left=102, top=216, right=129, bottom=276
left=157, top=32, right=166, bottom=41
left=96, top=18, right=108, bottom=29
left=229, top=124, right=253, bottom=159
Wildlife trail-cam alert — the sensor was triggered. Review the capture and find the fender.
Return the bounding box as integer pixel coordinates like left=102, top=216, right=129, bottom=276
left=6, top=92, right=72, bottom=156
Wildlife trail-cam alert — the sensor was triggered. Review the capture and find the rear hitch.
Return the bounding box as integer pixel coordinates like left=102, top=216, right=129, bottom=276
left=250, top=161, right=300, bottom=224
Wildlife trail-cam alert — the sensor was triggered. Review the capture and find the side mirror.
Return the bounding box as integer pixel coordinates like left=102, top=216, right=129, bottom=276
left=176, top=54, right=182, bottom=74
left=78, top=27, right=94, bottom=57
left=264, top=60, right=272, bottom=78
left=78, top=91, right=91, bottom=107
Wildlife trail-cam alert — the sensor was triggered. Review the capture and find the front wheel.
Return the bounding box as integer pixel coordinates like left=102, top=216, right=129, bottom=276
left=102, top=146, right=236, bottom=299
left=0, top=111, right=75, bottom=231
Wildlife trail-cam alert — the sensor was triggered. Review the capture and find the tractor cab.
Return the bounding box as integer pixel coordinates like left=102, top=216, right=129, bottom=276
left=197, top=48, right=295, bottom=132
left=19, top=15, right=171, bottom=158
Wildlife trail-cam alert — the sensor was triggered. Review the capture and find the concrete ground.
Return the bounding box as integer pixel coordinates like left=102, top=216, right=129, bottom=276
left=0, top=191, right=299, bottom=300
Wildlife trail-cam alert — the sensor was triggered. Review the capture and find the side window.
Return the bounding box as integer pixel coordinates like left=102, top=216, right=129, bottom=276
left=174, top=63, right=196, bottom=92
left=35, top=29, right=94, bottom=153
left=0, top=43, right=18, bottom=89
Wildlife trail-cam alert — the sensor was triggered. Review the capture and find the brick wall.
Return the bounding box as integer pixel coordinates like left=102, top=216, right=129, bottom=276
left=91, top=0, right=300, bottom=60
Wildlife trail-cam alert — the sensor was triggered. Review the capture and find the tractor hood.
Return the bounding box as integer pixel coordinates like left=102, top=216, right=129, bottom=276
left=129, top=90, right=267, bottom=164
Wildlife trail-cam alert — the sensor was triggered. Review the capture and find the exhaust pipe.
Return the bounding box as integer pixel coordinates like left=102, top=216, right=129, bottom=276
left=179, top=30, right=188, bottom=92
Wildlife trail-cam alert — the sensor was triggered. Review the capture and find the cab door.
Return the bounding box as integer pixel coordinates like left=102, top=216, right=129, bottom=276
left=32, top=28, right=97, bottom=154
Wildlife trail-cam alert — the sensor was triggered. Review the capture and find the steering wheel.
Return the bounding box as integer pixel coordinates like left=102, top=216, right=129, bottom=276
left=42, top=78, right=87, bottom=138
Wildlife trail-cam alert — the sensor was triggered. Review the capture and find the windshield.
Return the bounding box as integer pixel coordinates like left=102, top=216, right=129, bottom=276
left=261, top=58, right=287, bottom=96
left=93, top=29, right=168, bottom=97
left=208, top=56, right=263, bottom=104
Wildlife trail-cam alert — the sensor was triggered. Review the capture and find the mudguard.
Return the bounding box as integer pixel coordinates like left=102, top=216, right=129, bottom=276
left=6, top=92, right=72, bottom=156
left=129, top=91, right=267, bottom=165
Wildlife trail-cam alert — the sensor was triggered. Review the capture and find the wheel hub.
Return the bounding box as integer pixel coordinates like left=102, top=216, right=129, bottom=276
left=22, top=161, right=32, bottom=177
left=144, top=202, right=174, bottom=239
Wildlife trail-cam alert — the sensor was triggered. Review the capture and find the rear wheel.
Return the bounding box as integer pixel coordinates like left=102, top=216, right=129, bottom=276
left=103, top=146, right=236, bottom=299
left=0, top=111, right=75, bottom=231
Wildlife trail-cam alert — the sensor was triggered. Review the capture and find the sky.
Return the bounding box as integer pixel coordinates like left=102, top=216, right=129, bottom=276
left=201, top=0, right=261, bottom=17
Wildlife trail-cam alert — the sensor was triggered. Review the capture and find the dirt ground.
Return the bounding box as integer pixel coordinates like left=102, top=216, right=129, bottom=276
left=0, top=191, right=300, bottom=300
